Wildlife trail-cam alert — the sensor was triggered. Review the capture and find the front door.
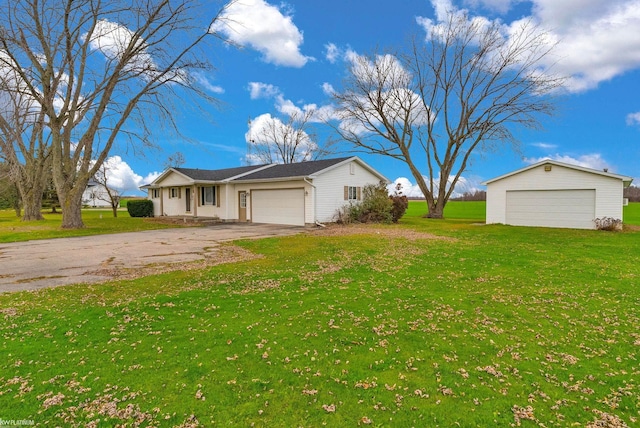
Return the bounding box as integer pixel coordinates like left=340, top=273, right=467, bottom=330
left=185, top=188, right=191, bottom=212
left=238, top=191, right=247, bottom=222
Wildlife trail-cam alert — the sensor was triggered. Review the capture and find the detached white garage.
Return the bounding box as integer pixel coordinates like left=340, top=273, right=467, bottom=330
left=483, top=160, right=633, bottom=229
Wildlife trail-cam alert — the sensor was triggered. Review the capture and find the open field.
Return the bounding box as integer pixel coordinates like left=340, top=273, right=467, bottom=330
left=0, top=203, right=639, bottom=426
left=1, top=201, right=638, bottom=243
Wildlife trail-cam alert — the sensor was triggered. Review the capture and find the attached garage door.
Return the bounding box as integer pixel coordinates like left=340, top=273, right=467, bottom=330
left=506, top=189, right=596, bottom=229
left=251, top=189, right=305, bottom=226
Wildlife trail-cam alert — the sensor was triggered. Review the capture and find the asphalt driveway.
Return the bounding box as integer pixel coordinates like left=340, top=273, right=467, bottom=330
left=0, top=223, right=303, bottom=293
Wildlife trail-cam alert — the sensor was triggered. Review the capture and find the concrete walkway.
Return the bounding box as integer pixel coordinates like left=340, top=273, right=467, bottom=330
left=0, top=224, right=303, bottom=293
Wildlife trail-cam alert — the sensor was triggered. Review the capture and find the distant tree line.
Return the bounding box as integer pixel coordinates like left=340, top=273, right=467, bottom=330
left=624, top=185, right=640, bottom=202
left=451, top=190, right=487, bottom=201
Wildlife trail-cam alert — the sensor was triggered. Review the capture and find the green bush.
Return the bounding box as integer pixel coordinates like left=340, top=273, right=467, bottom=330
left=127, top=199, right=154, bottom=217
left=335, top=182, right=409, bottom=224
left=390, top=194, right=408, bottom=223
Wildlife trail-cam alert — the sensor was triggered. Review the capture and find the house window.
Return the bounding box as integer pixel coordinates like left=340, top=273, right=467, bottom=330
left=151, top=189, right=160, bottom=198
left=200, top=186, right=217, bottom=206
left=169, top=187, right=181, bottom=199
left=345, top=186, right=361, bottom=201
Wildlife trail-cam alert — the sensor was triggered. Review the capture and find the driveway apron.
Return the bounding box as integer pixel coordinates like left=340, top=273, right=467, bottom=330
left=0, top=224, right=302, bottom=293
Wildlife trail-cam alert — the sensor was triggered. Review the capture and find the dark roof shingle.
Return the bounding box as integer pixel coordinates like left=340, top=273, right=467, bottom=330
left=233, top=157, right=352, bottom=181
left=174, top=165, right=266, bottom=181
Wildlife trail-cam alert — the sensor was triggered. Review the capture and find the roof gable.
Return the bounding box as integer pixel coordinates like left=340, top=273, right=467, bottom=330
left=483, top=160, right=634, bottom=186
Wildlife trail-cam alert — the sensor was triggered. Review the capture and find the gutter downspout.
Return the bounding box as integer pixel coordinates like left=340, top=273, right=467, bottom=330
left=304, top=177, right=324, bottom=226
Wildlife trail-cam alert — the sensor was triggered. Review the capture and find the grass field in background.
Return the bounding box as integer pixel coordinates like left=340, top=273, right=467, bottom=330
left=0, top=202, right=638, bottom=426
left=623, top=201, right=640, bottom=225
left=1, top=201, right=638, bottom=243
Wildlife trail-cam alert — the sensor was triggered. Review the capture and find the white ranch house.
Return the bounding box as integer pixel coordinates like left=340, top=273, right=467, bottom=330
left=483, top=160, right=633, bottom=229
left=141, top=157, right=388, bottom=226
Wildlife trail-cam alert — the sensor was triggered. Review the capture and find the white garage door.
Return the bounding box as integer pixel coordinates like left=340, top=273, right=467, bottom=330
left=251, top=189, right=305, bottom=226
left=506, top=189, right=596, bottom=229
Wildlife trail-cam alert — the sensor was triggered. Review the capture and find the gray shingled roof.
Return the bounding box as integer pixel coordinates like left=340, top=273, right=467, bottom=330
left=174, top=165, right=266, bottom=181
left=233, top=157, right=353, bottom=181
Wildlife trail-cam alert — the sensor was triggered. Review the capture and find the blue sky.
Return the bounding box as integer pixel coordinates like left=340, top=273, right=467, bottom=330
left=109, top=0, right=640, bottom=196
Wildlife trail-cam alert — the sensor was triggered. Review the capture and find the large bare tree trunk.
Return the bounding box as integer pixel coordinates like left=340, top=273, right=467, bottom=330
left=20, top=186, right=44, bottom=221
left=426, top=201, right=445, bottom=219
left=59, top=184, right=87, bottom=229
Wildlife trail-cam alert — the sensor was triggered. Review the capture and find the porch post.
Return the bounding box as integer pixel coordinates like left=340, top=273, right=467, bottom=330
left=193, top=185, right=198, bottom=218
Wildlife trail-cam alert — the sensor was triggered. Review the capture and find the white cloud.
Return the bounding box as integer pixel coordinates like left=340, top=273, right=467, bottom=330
left=96, top=156, right=160, bottom=194
left=247, top=82, right=338, bottom=123
left=245, top=112, right=317, bottom=163
left=325, top=43, right=340, bottom=63
left=248, top=82, right=281, bottom=99
left=531, top=142, right=558, bottom=150
left=422, top=0, right=640, bottom=92
left=336, top=51, right=431, bottom=136
left=212, top=0, right=312, bottom=67
left=536, top=0, right=640, bottom=91
left=322, top=82, right=335, bottom=95
left=387, top=174, right=483, bottom=198
left=193, top=72, right=224, bottom=94
left=524, top=153, right=612, bottom=171
left=626, top=111, right=640, bottom=126
left=388, top=177, right=426, bottom=198
left=462, top=0, right=514, bottom=14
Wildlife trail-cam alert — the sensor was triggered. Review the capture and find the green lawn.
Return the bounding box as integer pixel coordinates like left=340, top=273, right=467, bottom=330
left=0, top=209, right=191, bottom=243
left=624, top=201, right=640, bottom=225
left=0, top=203, right=639, bottom=426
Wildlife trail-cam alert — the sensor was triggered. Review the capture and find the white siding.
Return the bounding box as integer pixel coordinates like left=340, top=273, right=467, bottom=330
left=313, top=160, right=385, bottom=223
left=159, top=172, right=192, bottom=186
left=162, top=187, right=187, bottom=216
left=486, top=163, right=625, bottom=229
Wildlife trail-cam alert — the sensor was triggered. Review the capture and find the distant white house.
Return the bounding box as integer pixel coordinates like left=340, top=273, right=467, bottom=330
left=482, top=160, right=633, bottom=229
left=140, top=156, right=389, bottom=226
left=82, top=179, right=120, bottom=208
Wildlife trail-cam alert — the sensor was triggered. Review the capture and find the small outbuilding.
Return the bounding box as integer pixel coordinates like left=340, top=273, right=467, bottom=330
left=483, top=160, right=633, bottom=229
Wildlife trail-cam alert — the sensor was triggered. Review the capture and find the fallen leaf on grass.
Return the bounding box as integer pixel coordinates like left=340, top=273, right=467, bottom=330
left=512, top=405, right=536, bottom=426
left=322, top=404, right=336, bottom=413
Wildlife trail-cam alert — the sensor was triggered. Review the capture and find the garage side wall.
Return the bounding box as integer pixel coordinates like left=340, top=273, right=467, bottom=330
left=486, top=164, right=624, bottom=228
left=313, top=161, right=384, bottom=223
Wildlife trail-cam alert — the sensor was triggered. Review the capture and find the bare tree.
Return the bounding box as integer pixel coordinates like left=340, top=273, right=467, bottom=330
left=91, top=162, right=122, bottom=218
left=0, top=161, right=22, bottom=216
left=164, top=151, right=186, bottom=169
left=332, top=13, right=564, bottom=218
left=0, top=0, right=229, bottom=228
left=247, top=109, right=333, bottom=164
left=0, top=85, right=51, bottom=220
